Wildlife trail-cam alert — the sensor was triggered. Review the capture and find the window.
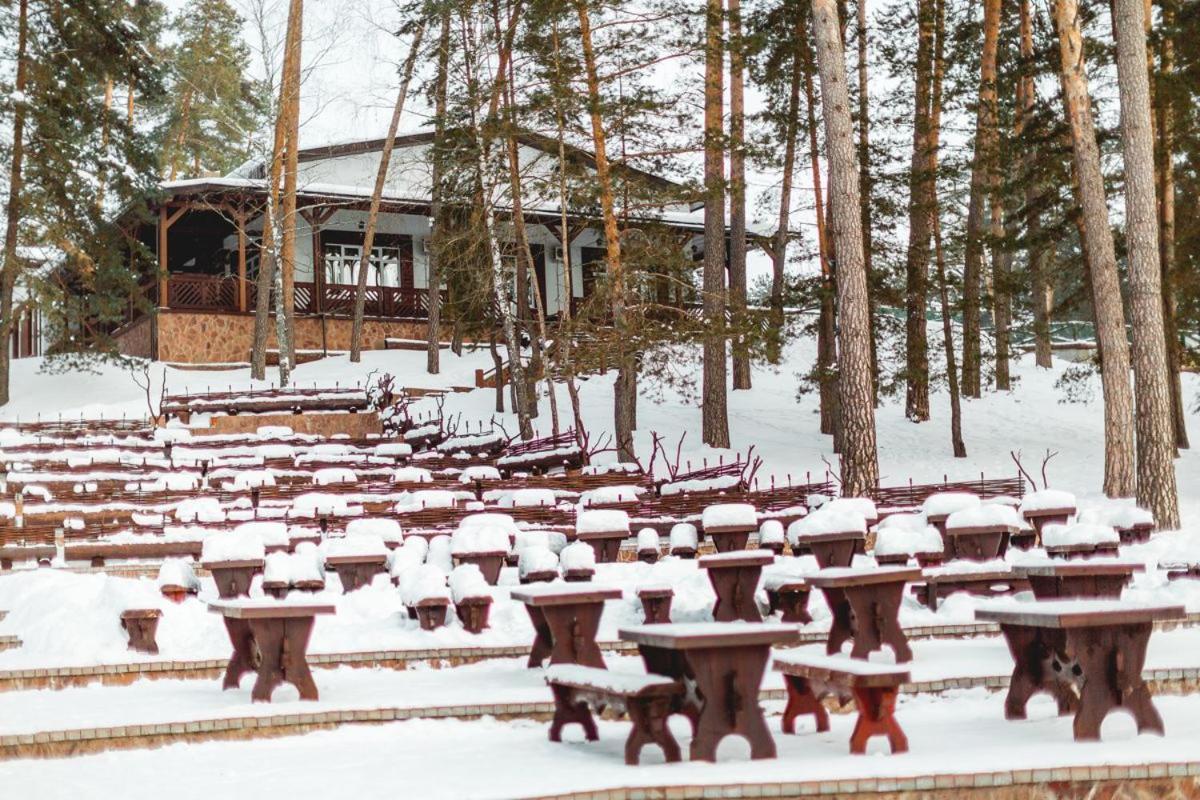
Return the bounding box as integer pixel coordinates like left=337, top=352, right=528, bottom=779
left=324, top=242, right=404, bottom=287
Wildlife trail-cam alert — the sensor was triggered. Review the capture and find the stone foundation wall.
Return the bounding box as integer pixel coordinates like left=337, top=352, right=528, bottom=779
left=113, top=316, right=153, bottom=360
left=196, top=411, right=382, bottom=437
left=151, top=311, right=429, bottom=364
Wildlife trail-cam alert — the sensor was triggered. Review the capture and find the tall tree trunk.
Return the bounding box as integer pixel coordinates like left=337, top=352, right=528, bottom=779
left=1111, top=0, right=1180, bottom=527
left=0, top=0, right=29, bottom=407
left=351, top=20, right=426, bottom=362
left=702, top=0, right=731, bottom=447
left=251, top=0, right=301, bottom=381
left=1019, top=0, right=1053, bottom=369
left=856, top=0, right=878, bottom=402
left=811, top=0, right=879, bottom=495
left=576, top=0, right=636, bottom=460
left=729, top=0, right=751, bottom=390
left=1157, top=0, right=1186, bottom=448
left=962, top=0, right=1002, bottom=398
left=277, top=0, right=304, bottom=384
left=989, top=0, right=1011, bottom=390
left=550, top=18, right=581, bottom=439
left=767, top=3, right=804, bottom=365
left=427, top=12, right=451, bottom=376
left=800, top=16, right=839, bottom=443
left=1052, top=0, right=1136, bottom=497
left=903, top=0, right=935, bottom=422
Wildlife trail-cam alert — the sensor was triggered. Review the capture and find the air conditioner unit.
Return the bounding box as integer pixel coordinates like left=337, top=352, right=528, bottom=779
left=553, top=246, right=565, bottom=262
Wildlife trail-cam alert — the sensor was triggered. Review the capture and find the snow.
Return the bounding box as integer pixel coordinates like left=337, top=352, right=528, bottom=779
left=758, top=519, right=785, bottom=545
left=822, top=497, right=879, bottom=522
left=426, top=536, right=454, bottom=573
left=1019, top=489, right=1078, bottom=514
left=876, top=512, right=927, bottom=532
left=658, top=474, right=742, bottom=496
left=772, top=651, right=909, bottom=676
left=921, top=492, right=981, bottom=518
left=945, top=504, right=1025, bottom=531
left=372, top=442, right=413, bottom=458
left=290, top=493, right=359, bottom=518
left=399, top=565, right=450, bottom=605
left=700, top=503, right=757, bottom=530
left=437, top=431, right=504, bottom=453
left=201, top=530, right=266, bottom=563
left=637, top=528, right=661, bottom=551
left=174, top=497, right=226, bottom=524
left=559, top=541, right=597, bottom=572
left=1041, top=522, right=1120, bottom=548
left=222, top=469, right=276, bottom=491
left=669, top=523, right=699, bottom=550
left=786, top=506, right=867, bottom=542
left=264, top=549, right=326, bottom=586
left=458, top=513, right=520, bottom=534
left=496, top=445, right=582, bottom=467
left=450, top=525, right=511, bottom=556
left=544, top=664, right=677, bottom=693
left=580, top=462, right=641, bottom=476
left=155, top=559, right=199, bottom=592
left=579, top=485, right=644, bottom=507
left=394, top=489, right=465, bottom=511
left=873, top=524, right=944, bottom=557
left=345, top=518, right=403, bottom=540
left=232, top=521, right=290, bottom=548
left=449, top=564, right=491, bottom=603
left=576, top=509, right=631, bottom=535
left=324, top=533, right=389, bottom=559
left=518, top=545, right=559, bottom=578
left=488, top=488, right=559, bottom=508
left=458, top=465, right=502, bottom=482
left=392, top=466, right=433, bottom=484
left=513, top=529, right=568, bottom=554
left=313, top=467, right=358, bottom=486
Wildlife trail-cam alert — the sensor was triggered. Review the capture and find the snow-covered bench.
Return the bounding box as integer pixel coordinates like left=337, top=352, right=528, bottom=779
left=773, top=652, right=910, bottom=754
left=545, top=665, right=684, bottom=765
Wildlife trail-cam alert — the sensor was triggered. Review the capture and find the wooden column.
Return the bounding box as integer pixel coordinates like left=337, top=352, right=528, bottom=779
left=311, top=216, right=323, bottom=314
left=236, top=214, right=248, bottom=312
left=158, top=206, right=169, bottom=306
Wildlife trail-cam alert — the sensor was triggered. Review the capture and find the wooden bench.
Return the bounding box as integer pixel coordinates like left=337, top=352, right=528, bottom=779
left=409, top=596, right=450, bottom=630
left=120, top=608, right=162, bottom=654
left=454, top=595, right=492, bottom=633
left=545, top=665, right=684, bottom=765
left=763, top=575, right=812, bottom=623
left=637, top=587, right=673, bottom=624
left=775, top=652, right=910, bottom=754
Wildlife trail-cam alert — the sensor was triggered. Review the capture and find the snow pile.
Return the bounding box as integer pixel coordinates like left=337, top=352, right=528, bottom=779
left=437, top=431, right=504, bottom=453
left=155, top=558, right=200, bottom=592
left=946, top=504, right=1025, bottom=531
left=489, top=488, right=558, bottom=508
left=451, top=525, right=511, bottom=555
left=807, top=493, right=832, bottom=509
left=1079, top=504, right=1155, bottom=531
left=449, top=564, right=491, bottom=603
left=201, top=529, right=266, bottom=563
left=325, top=532, right=389, bottom=558
left=1041, top=522, right=1119, bottom=548
left=263, top=548, right=325, bottom=587
left=518, top=545, right=559, bottom=579
left=256, top=426, right=294, bottom=438
left=560, top=541, right=596, bottom=572
left=758, top=520, right=785, bottom=547
left=875, top=512, right=927, bottom=533
left=580, top=462, right=641, bottom=476
left=922, top=492, right=981, bottom=519
left=403, top=422, right=442, bottom=442
left=458, top=465, right=501, bottom=483
left=154, top=427, right=193, bottom=444
left=394, top=489, right=467, bottom=511
left=669, top=523, right=699, bottom=551
left=873, top=524, right=944, bottom=557
left=458, top=512, right=519, bottom=535
left=637, top=528, right=661, bottom=552
left=310, top=443, right=352, bottom=457
left=576, top=509, right=630, bottom=535
left=701, top=503, right=757, bottom=530
left=345, top=517, right=403, bottom=541
left=313, top=467, right=358, bottom=486
left=142, top=473, right=200, bottom=492
left=388, top=539, right=427, bottom=578
left=291, top=492, right=359, bottom=518
left=787, top=506, right=867, bottom=543
left=222, top=469, right=276, bottom=491
left=19, top=484, right=52, bottom=501
left=175, top=497, right=226, bottom=523
left=496, top=445, right=582, bottom=467
left=232, top=521, right=290, bottom=549
left=544, top=664, right=677, bottom=693
left=823, top=497, right=879, bottom=522
left=426, top=535, right=453, bottom=572
left=1019, top=489, right=1078, bottom=515
left=373, top=442, right=413, bottom=459
left=399, top=564, right=450, bottom=605
left=514, top=528, right=568, bottom=554
left=659, top=474, right=742, bottom=496
left=579, top=485, right=644, bottom=507
left=392, top=466, right=433, bottom=484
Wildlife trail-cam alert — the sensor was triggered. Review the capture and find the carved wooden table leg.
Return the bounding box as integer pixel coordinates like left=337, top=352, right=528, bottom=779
left=121, top=611, right=161, bottom=655
left=221, top=617, right=259, bottom=690
left=638, top=645, right=701, bottom=735
left=541, top=602, right=606, bottom=667
left=808, top=539, right=857, bottom=569
left=709, top=531, right=750, bottom=553
left=212, top=567, right=259, bottom=600
left=525, top=606, right=554, bottom=668
left=849, top=686, right=907, bottom=754
left=821, top=588, right=854, bottom=656
left=548, top=685, right=598, bottom=742
left=625, top=695, right=682, bottom=765
left=998, top=624, right=1078, bottom=720
left=707, top=565, right=764, bottom=623
left=685, top=644, right=776, bottom=761
left=843, top=581, right=912, bottom=662
left=246, top=616, right=318, bottom=701
left=640, top=593, right=672, bottom=624
left=781, top=674, right=830, bottom=734
left=1066, top=623, right=1162, bottom=741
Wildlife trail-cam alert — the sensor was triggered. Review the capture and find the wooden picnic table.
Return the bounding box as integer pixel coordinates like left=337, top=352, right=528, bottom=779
left=575, top=530, right=629, bottom=563
left=511, top=584, right=623, bottom=669
left=976, top=600, right=1184, bottom=740
left=792, top=529, right=863, bottom=569
left=325, top=553, right=388, bottom=592
left=619, top=622, right=800, bottom=762
left=202, top=558, right=265, bottom=599
left=208, top=599, right=336, bottom=702
left=915, top=566, right=1028, bottom=611
left=704, top=523, right=755, bottom=554
left=807, top=566, right=919, bottom=662
left=698, top=550, right=774, bottom=623
left=1010, top=561, right=1143, bottom=600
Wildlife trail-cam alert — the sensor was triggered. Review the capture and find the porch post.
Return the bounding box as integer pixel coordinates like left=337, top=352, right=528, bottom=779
left=157, top=206, right=169, bottom=307
left=236, top=214, right=247, bottom=312
left=311, top=215, right=323, bottom=314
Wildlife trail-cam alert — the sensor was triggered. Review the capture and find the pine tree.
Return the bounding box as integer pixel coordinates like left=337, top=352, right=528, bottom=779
left=160, top=0, right=266, bottom=180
